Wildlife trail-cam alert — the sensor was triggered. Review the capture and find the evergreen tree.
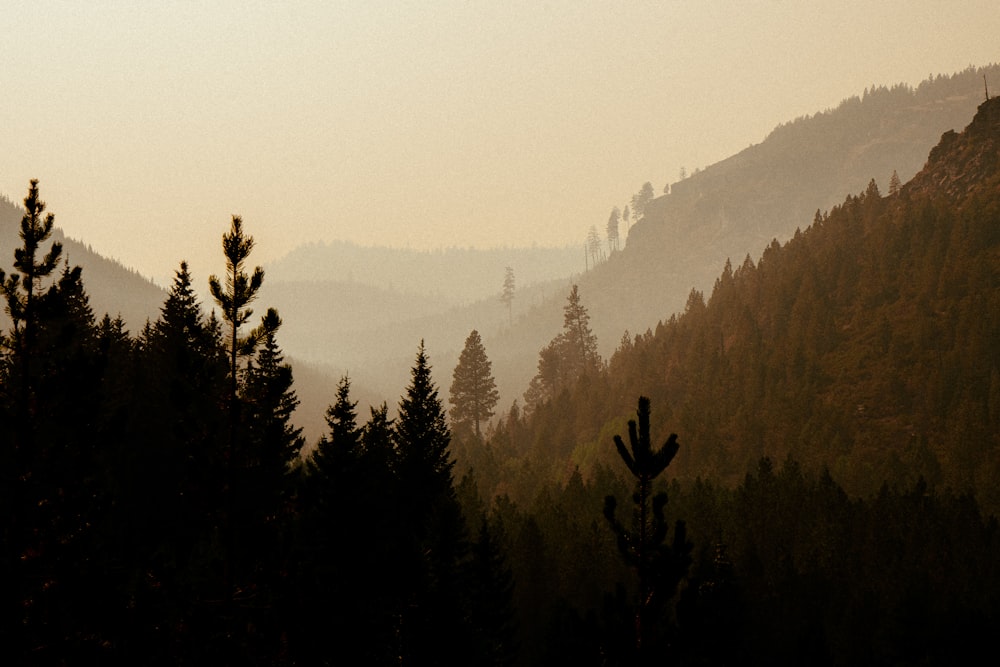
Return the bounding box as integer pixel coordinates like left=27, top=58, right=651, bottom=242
left=208, top=215, right=265, bottom=631
left=294, top=374, right=370, bottom=662
left=209, top=215, right=265, bottom=403
left=587, top=225, right=603, bottom=268
left=501, top=266, right=515, bottom=328
left=604, top=396, right=692, bottom=664
left=243, top=307, right=304, bottom=494
left=889, top=169, right=902, bottom=195
left=450, top=329, right=500, bottom=439
left=240, top=308, right=303, bottom=646
left=0, top=182, right=105, bottom=662
left=630, top=181, right=656, bottom=222
left=607, top=206, right=621, bottom=253
left=1, top=179, right=64, bottom=425
left=524, top=284, right=601, bottom=411
left=131, top=261, right=228, bottom=659
left=561, top=284, right=601, bottom=378
left=396, top=341, right=456, bottom=502
left=394, top=341, right=469, bottom=665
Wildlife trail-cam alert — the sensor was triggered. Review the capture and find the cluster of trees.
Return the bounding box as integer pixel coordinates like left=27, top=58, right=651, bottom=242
left=0, top=181, right=517, bottom=664
left=594, top=181, right=658, bottom=266
left=0, top=180, right=719, bottom=666
left=523, top=285, right=602, bottom=414
left=477, top=97, right=1000, bottom=516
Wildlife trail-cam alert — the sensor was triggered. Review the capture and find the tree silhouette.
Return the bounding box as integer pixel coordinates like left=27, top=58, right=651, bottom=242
left=889, top=169, right=902, bottom=196
left=209, top=215, right=265, bottom=400
left=208, top=215, right=266, bottom=629
left=607, top=206, right=621, bottom=253
left=561, top=284, right=600, bottom=379
left=1, top=179, right=64, bottom=418
left=631, top=181, right=656, bottom=222
left=450, top=329, right=500, bottom=439
left=501, top=266, right=515, bottom=327
left=587, top=225, right=603, bottom=268
left=604, top=396, right=692, bottom=663
left=394, top=341, right=468, bottom=665
left=524, top=284, right=601, bottom=411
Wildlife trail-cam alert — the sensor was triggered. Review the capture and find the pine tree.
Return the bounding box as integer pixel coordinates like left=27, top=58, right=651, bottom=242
left=607, top=206, right=621, bottom=253
left=208, top=215, right=265, bottom=411
left=561, top=284, right=601, bottom=379
left=208, top=215, right=265, bottom=624
left=1, top=179, right=64, bottom=423
left=133, top=262, right=228, bottom=656
left=243, top=307, right=304, bottom=492
left=587, top=225, right=603, bottom=267
left=450, top=329, right=500, bottom=439
left=394, top=341, right=469, bottom=665
left=396, top=341, right=455, bottom=502
left=604, top=396, right=692, bottom=663
left=501, top=266, right=516, bottom=328
left=524, top=285, right=601, bottom=411
left=295, top=374, right=369, bottom=663
left=630, top=181, right=656, bottom=222
left=889, top=169, right=902, bottom=196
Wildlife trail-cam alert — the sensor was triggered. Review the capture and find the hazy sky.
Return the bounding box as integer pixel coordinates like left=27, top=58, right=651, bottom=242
left=2, top=1, right=998, bottom=285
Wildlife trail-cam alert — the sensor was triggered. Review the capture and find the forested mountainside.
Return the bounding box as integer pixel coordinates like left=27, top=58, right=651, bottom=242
left=472, top=95, right=1000, bottom=514
left=571, top=65, right=999, bottom=363
left=0, top=194, right=163, bottom=331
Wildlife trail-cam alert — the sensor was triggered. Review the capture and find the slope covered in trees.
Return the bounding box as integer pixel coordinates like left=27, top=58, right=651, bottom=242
left=566, top=66, right=1000, bottom=368
left=481, top=95, right=1000, bottom=515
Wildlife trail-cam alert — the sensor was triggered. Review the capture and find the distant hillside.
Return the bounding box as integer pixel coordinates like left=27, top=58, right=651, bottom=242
left=266, top=241, right=582, bottom=305
left=261, top=240, right=585, bottom=405
left=490, top=95, right=1000, bottom=513
left=0, top=191, right=163, bottom=332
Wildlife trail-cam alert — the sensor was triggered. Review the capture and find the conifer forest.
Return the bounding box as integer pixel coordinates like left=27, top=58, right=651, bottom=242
left=3, top=80, right=1000, bottom=665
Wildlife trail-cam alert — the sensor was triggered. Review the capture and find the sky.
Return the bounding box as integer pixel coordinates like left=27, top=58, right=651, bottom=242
left=2, top=1, right=999, bottom=286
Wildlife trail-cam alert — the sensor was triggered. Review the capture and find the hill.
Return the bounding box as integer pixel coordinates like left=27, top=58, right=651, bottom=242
left=0, top=191, right=164, bottom=332
left=483, top=94, right=1000, bottom=513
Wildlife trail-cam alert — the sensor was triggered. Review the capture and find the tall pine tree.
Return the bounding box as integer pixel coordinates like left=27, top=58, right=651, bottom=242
left=394, top=341, right=470, bottom=665
left=449, top=329, right=500, bottom=439
left=604, top=396, right=692, bottom=664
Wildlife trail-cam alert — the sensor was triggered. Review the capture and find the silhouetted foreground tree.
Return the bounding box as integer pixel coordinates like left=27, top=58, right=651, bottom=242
left=604, top=396, right=692, bottom=664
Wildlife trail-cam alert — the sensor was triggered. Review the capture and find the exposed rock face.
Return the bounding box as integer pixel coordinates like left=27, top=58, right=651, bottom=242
left=907, top=96, right=1000, bottom=201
